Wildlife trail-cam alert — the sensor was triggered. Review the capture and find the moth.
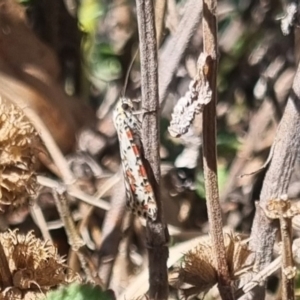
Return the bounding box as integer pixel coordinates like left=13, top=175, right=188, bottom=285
left=113, top=97, right=157, bottom=221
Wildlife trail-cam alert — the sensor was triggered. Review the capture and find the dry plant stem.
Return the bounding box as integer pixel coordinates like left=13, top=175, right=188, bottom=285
left=78, top=173, right=120, bottom=232
left=239, top=236, right=300, bottom=297
left=154, top=0, right=167, bottom=46
left=278, top=212, right=294, bottom=300
left=237, top=256, right=281, bottom=297
left=158, top=0, right=202, bottom=105
left=37, top=175, right=110, bottom=210
left=242, top=63, right=300, bottom=300
left=53, top=188, right=97, bottom=283
left=117, top=235, right=204, bottom=300
left=201, top=1, right=233, bottom=299
left=0, top=240, right=12, bottom=288
left=135, top=0, right=169, bottom=299
left=30, top=203, right=52, bottom=242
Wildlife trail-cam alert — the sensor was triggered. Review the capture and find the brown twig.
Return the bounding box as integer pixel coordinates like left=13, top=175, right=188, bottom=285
left=53, top=187, right=99, bottom=284
left=154, top=0, right=167, bottom=47
left=241, top=54, right=300, bottom=300
left=271, top=198, right=295, bottom=300
left=238, top=236, right=300, bottom=297
left=0, top=240, right=12, bottom=289
left=259, top=197, right=295, bottom=300
left=201, top=1, right=233, bottom=299
left=237, top=255, right=280, bottom=298
left=30, top=203, right=52, bottom=242
left=278, top=208, right=295, bottom=300
left=135, top=0, right=169, bottom=299
left=37, top=175, right=110, bottom=210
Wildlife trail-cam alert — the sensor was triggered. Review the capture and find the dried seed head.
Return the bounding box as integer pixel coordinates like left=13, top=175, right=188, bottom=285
left=0, top=230, right=80, bottom=300
left=171, top=232, right=251, bottom=298
left=168, top=53, right=212, bottom=138
left=0, top=98, right=41, bottom=208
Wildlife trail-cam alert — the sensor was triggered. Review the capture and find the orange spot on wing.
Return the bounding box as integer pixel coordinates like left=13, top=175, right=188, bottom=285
left=132, top=145, right=140, bottom=156
left=144, top=184, right=153, bottom=193
left=126, top=130, right=133, bottom=139
left=126, top=170, right=135, bottom=181
left=130, top=184, right=136, bottom=192
left=139, top=165, right=147, bottom=177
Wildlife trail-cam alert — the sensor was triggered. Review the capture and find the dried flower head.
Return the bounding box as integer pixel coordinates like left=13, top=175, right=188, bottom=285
left=0, top=98, right=40, bottom=208
left=168, top=53, right=212, bottom=138
left=171, top=232, right=251, bottom=298
left=0, top=230, right=80, bottom=300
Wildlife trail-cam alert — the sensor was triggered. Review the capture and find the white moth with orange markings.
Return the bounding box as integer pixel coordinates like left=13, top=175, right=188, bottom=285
left=113, top=97, right=157, bottom=221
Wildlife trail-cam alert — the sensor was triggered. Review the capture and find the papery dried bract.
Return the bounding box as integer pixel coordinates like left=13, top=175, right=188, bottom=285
left=0, top=98, right=40, bottom=208
left=171, top=232, right=251, bottom=298
left=0, top=230, right=80, bottom=300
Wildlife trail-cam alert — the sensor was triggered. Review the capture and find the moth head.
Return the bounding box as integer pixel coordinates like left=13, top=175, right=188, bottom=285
left=120, top=97, right=134, bottom=112
left=113, top=97, right=135, bottom=129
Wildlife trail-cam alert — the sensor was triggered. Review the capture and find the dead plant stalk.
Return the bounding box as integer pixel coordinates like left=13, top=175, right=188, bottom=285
left=201, top=0, right=233, bottom=299
left=135, top=0, right=169, bottom=298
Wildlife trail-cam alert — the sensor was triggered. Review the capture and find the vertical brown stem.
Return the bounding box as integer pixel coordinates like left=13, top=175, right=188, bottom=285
left=135, top=0, right=169, bottom=299
left=201, top=0, right=233, bottom=299
left=154, top=0, right=167, bottom=46
left=279, top=213, right=294, bottom=300
left=0, top=240, right=12, bottom=288
left=53, top=187, right=97, bottom=284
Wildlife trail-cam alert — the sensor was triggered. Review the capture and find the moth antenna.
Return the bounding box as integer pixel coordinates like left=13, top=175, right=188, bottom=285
left=122, top=47, right=139, bottom=97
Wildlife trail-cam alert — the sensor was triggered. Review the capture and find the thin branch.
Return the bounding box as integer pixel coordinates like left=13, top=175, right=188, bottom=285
left=135, top=0, right=169, bottom=299
left=0, top=241, right=12, bottom=289
left=237, top=256, right=281, bottom=297
left=241, top=49, right=300, bottom=300
left=53, top=187, right=99, bottom=284
left=30, top=203, right=52, bottom=242
left=237, top=236, right=300, bottom=297
left=117, top=236, right=204, bottom=300
left=258, top=197, right=296, bottom=300
left=201, top=0, right=233, bottom=299
left=154, top=0, right=167, bottom=47
left=37, top=175, right=110, bottom=210
left=278, top=201, right=295, bottom=300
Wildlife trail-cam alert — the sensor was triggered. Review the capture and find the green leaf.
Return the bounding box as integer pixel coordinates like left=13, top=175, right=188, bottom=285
left=45, top=283, right=114, bottom=300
